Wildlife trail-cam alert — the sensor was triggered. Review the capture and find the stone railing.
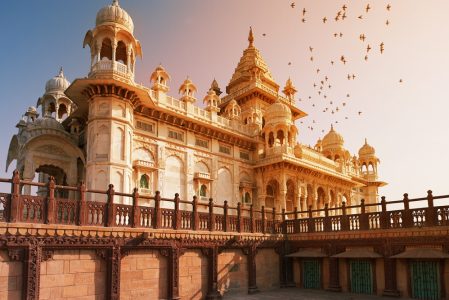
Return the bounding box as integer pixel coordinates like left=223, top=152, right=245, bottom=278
left=89, top=60, right=132, bottom=80
left=1, top=171, right=448, bottom=235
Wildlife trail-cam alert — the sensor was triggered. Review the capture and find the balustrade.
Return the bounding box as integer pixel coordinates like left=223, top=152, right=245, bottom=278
left=1, top=172, right=449, bottom=235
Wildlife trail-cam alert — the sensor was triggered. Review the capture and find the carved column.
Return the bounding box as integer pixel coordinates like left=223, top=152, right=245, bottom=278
left=244, top=245, right=259, bottom=294
left=23, top=242, right=41, bottom=300
left=382, top=242, right=402, bottom=297
left=204, top=247, right=221, bottom=300
left=327, top=245, right=342, bottom=292
left=161, top=247, right=181, bottom=300
left=105, top=245, right=121, bottom=300
left=276, top=243, right=294, bottom=288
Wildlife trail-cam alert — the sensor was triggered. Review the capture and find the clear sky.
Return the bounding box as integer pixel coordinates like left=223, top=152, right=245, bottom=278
left=0, top=0, right=448, bottom=200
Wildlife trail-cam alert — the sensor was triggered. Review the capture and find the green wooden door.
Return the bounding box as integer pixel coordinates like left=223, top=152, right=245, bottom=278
left=411, top=261, right=440, bottom=300
left=302, top=259, right=321, bottom=289
left=350, top=260, right=373, bottom=294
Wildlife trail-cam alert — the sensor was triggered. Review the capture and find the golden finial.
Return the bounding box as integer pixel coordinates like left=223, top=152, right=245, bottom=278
left=248, top=26, right=254, bottom=47
left=112, top=0, right=119, bottom=6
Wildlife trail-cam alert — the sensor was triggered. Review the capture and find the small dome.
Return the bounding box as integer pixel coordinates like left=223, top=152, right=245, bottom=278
left=45, top=68, right=70, bottom=93
left=359, top=138, right=376, bottom=157
left=322, top=125, right=344, bottom=149
left=264, top=100, right=292, bottom=126
left=179, top=77, right=197, bottom=94
left=150, top=64, right=170, bottom=83
left=96, top=0, right=134, bottom=33
left=32, top=117, right=65, bottom=131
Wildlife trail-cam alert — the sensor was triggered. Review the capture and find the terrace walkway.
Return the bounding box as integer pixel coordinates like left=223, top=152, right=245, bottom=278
left=224, top=288, right=411, bottom=300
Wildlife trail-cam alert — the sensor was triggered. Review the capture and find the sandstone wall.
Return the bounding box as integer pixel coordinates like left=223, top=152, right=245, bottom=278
left=179, top=250, right=208, bottom=300
left=0, top=250, right=22, bottom=300
left=120, top=249, right=167, bottom=300
left=40, top=250, right=106, bottom=299
left=255, top=249, right=279, bottom=290
left=218, top=249, right=247, bottom=295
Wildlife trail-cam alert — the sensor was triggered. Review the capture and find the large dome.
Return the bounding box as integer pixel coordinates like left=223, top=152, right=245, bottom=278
left=359, top=139, right=376, bottom=157
left=264, top=100, right=292, bottom=126
left=322, top=125, right=344, bottom=149
left=96, top=0, right=134, bottom=33
left=45, top=68, right=70, bottom=93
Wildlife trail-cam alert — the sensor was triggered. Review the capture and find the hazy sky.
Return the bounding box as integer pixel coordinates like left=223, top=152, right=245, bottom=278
left=0, top=0, right=448, bottom=200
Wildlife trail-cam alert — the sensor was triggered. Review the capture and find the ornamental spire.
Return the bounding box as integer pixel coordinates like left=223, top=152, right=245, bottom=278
left=248, top=26, right=254, bottom=47
left=112, top=0, right=119, bottom=6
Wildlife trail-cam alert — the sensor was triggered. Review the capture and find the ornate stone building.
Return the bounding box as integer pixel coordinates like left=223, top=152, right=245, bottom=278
left=6, top=0, right=384, bottom=213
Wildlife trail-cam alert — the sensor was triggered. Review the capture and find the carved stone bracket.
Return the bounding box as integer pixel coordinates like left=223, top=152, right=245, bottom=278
left=7, top=248, right=25, bottom=261
left=41, top=249, right=54, bottom=262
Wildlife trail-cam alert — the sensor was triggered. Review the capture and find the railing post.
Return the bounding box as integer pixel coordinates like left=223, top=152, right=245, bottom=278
left=324, top=204, right=331, bottom=232
left=174, top=193, right=180, bottom=230
left=380, top=196, right=389, bottom=229
left=359, top=199, right=369, bottom=230
left=9, top=170, right=21, bottom=222
left=402, top=193, right=412, bottom=227
left=426, top=190, right=437, bottom=226
left=45, top=176, right=56, bottom=224
left=281, top=208, right=286, bottom=234
left=250, top=204, right=255, bottom=233
left=341, top=201, right=349, bottom=231
left=237, top=202, right=243, bottom=233
left=293, top=207, right=299, bottom=233
left=132, top=188, right=140, bottom=228
left=154, top=191, right=161, bottom=229
left=307, top=205, right=314, bottom=233
left=192, top=196, right=199, bottom=230
left=261, top=206, right=266, bottom=234
left=106, top=184, right=115, bottom=227
left=272, top=207, right=276, bottom=233
left=223, top=200, right=229, bottom=232
left=208, top=198, right=215, bottom=231
left=77, top=181, right=86, bottom=226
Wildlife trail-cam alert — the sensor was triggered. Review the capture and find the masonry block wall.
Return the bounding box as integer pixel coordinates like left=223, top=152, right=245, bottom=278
left=256, top=249, right=279, bottom=290
left=179, top=250, right=208, bottom=299
left=218, top=249, right=248, bottom=295
left=39, top=250, right=106, bottom=299
left=0, top=250, right=22, bottom=300
left=121, top=250, right=167, bottom=300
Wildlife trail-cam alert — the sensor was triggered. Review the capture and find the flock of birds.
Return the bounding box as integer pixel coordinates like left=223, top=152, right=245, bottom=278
left=268, top=2, right=403, bottom=135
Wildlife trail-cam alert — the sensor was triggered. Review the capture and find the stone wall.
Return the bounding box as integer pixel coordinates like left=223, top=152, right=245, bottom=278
left=40, top=250, right=106, bottom=299
left=120, top=249, right=167, bottom=300
left=218, top=249, right=248, bottom=295
left=256, top=249, right=279, bottom=290
left=179, top=250, right=208, bottom=300
left=0, top=250, right=22, bottom=300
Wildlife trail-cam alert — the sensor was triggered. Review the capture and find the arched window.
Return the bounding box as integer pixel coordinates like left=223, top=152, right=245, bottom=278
left=200, top=184, right=207, bottom=197
left=116, top=41, right=127, bottom=64
left=244, top=192, right=251, bottom=203
left=58, top=103, right=68, bottom=120
left=140, top=174, right=149, bottom=189
left=100, top=38, right=112, bottom=60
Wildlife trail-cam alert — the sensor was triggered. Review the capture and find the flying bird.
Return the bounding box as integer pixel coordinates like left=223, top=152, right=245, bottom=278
left=342, top=4, right=347, bottom=10
left=310, top=56, right=314, bottom=61
left=325, top=76, right=328, bottom=81
left=366, top=44, right=371, bottom=52
left=347, top=74, right=352, bottom=80
left=342, top=13, right=347, bottom=20
left=359, top=34, right=366, bottom=42
left=386, top=20, right=390, bottom=26
left=399, top=79, right=403, bottom=83
left=262, top=33, right=266, bottom=36
left=358, top=111, right=362, bottom=115
left=387, top=4, right=391, bottom=11
left=380, top=42, right=385, bottom=54
left=301, top=18, right=306, bottom=23
left=316, top=68, right=320, bottom=73
left=340, top=55, right=347, bottom=64
left=330, top=61, right=334, bottom=65
left=365, top=4, right=371, bottom=13
left=288, top=62, right=292, bottom=65
left=352, top=74, right=356, bottom=79
left=339, top=32, right=343, bottom=37
left=302, top=8, right=307, bottom=15
left=323, top=17, right=328, bottom=23
left=291, top=2, right=295, bottom=8
left=358, top=15, right=363, bottom=19
left=309, top=46, right=313, bottom=52
left=364, top=55, right=368, bottom=61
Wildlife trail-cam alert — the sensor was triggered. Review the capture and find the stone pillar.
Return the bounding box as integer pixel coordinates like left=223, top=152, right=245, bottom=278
left=327, top=246, right=342, bottom=292
left=204, top=247, right=221, bottom=299
left=106, top=245, right=121, bottom=300
left=246, top=245, right=259, bottom=294
left=162, top=247, right=181, bottom=300
left=23, top=242, right=41, bottom=300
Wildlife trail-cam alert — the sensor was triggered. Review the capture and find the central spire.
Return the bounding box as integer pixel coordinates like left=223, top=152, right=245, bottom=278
left=248, top=26, right=254, bottom=47
left=112, top=0, right=119, bottom=6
